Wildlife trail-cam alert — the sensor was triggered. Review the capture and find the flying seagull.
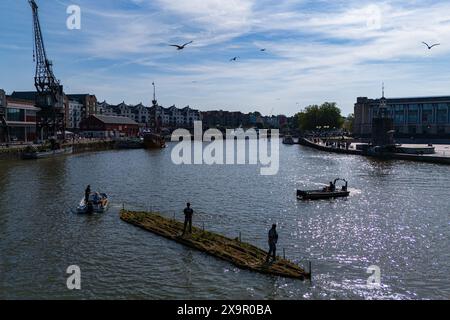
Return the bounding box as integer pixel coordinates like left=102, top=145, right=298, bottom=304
left=422, top=42, right=440, bottom=50
left=230, top=56, right=239, bottom=62
left=169, top=41, right=193, bottom=50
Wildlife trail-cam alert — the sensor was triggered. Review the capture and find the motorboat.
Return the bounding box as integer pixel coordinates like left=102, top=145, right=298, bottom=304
left=143, top=133, right=166, bottom=149
left=77, top=192, right=109, bottom=214
left=282, top=135, right=295, bottom=145
left=297, top=179, right=350, bottom=200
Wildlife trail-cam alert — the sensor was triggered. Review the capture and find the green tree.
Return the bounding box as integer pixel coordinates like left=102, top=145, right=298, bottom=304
left=343, top=114, right=355, bottom=133
left=296, top=102, right=344, bottom=131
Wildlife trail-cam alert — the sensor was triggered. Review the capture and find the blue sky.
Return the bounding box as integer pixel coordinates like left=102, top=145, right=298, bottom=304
left=1, top=0, right=450, bottom=116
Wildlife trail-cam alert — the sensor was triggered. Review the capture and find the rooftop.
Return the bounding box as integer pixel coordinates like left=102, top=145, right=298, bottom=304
left=92, top=115, right=139, bottom=125
left=359, top=95, right=450, bottom=104
left=10, top=91, right=37, bottom=102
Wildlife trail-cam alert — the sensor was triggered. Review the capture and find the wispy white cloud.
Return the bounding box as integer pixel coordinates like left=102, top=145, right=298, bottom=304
left=2, top=0, right=450, bottom=116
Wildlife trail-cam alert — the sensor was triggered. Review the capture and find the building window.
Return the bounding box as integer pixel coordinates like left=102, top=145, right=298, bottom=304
left=408, top=105, right=419, bottom=124
left=422, top=104, right=433, bottom=124
left=394, top=105, right=405, bottom=124
left=437, top=104, right=448, bottom=124
left=9, top=126, right=26, bottom=141
left=26, top=110, right=37, bottom=123
left=7, top=108, right=25, bottom=122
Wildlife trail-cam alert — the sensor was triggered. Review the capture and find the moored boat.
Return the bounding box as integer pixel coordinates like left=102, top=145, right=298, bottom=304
left=77, top=192, right=109, bottom=214
left=297, top=179, right=350, bottom=200
left=22, top=146, right=73, bottom=160
left=115, top=138, right=144, bottom=149
left=143, top=133, right=166, bottom=149
left=282, top=135, right=295, bottom=145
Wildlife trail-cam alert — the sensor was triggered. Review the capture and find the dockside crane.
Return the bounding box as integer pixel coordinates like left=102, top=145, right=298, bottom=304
left=29, top=0, right=65, bottom=142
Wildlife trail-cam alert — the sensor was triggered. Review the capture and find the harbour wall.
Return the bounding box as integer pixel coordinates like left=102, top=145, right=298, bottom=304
left=0, top=140, right=116, bottom=161
left=299, top=138, right=450, bottom=165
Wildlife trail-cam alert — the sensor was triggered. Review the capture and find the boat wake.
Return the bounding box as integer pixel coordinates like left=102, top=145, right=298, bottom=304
left=296, top=180, right=328, bottom=187
left=348, top=188, right=362, bottom=195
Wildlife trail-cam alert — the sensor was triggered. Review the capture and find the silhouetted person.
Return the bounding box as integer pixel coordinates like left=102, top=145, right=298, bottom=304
left=329, top=181, right=335, bottom=192
left=182, top=203, right=194, bottom=236
left=266, top=224, right=278, bottom=263
left=85, top=185, right=91, bottom=204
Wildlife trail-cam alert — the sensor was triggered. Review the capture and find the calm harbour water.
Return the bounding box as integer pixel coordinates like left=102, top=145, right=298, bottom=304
left=0, top=142, right=449, bottom=300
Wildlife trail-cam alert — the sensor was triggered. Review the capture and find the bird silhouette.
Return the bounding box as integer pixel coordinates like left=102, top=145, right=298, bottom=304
left=169, top=41, right=193, bottom=50
left=422, top=42, right=440, bottom=50
left=260, top=48, right=266, bottom=52
left=230, top=56, right=239, bottom=62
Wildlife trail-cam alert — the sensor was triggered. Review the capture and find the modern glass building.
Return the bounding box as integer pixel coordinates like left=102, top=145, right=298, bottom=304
left=354, top=96, right=450, bottom=137
left=4, top=96, right=40, bottom=142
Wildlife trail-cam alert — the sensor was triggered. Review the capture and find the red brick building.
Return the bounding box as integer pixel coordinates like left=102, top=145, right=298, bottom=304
left=80, top=115, right=139, bottom=138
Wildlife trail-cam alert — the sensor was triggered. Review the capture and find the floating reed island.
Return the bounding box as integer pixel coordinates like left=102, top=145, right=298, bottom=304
left=120, top=210, right=311, bottom=280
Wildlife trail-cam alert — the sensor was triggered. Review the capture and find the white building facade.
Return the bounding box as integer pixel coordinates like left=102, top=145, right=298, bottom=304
left=68, top=99, right=83, bottom=130
left=99, top=101, right=201, bottom=129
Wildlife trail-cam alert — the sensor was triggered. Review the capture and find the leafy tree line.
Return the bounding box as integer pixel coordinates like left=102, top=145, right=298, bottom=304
left=294, top=102, right=354, bottom=132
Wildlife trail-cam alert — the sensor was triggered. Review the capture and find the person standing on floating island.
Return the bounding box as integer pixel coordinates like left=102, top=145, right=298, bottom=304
left=182, top=203, right=194, bottom=236
left=266, top=224, right=279, bottom=263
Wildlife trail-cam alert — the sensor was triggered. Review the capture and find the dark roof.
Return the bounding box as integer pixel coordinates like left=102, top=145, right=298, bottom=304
left=387, top=96, right=450, bottom=104
left=92, top=115, right=138, bottom=125
left=11, top=91, right=37, bottom=101
left=360, top=96, right=450, bottom=105
left=66, top=94, right=91, bottom=103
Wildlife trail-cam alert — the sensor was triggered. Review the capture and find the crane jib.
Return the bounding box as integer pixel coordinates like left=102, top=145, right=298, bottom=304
left=29, top=0, right=65, bottom=142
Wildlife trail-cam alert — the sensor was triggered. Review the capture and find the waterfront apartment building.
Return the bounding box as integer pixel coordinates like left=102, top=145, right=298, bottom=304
left=202, top=110, right=252, bottom=128
left=67, top=99, right=83, bottom=130
left=66, top=94, right=97, bottom=120
left=4, top=95, right=40, bottom=142
left=201, top=111, right=286, bottom=129
left=99, top=101, right=201, bottom=129
left=354, top=96, right=450, bottom=137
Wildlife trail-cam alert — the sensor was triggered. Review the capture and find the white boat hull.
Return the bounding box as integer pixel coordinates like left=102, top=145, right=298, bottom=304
left=77, top=193, right=109, bottom=214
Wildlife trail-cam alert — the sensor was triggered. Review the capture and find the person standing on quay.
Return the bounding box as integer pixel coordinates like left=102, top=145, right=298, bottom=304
left=266, top=224, right=279, bottom=263
left=182, top=203, right=194, bottom=236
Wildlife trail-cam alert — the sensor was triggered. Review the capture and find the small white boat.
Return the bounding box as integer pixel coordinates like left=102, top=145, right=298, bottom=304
left=22, top=146, right=73, bottom=160
left=77, top=192, right=109, bottom=214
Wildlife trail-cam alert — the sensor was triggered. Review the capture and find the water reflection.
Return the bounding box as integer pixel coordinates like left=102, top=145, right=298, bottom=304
left=0, top=143, right=449, bottom=299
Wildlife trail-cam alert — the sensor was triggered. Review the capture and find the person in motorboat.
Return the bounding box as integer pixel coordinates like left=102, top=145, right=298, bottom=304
left=93, top=192, right=101, bottom=205
left=85, top=185, right=91, bottom=204
left=323, top=182, right=335, bottom=192
left=330, top=181, right=336, bottom=192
